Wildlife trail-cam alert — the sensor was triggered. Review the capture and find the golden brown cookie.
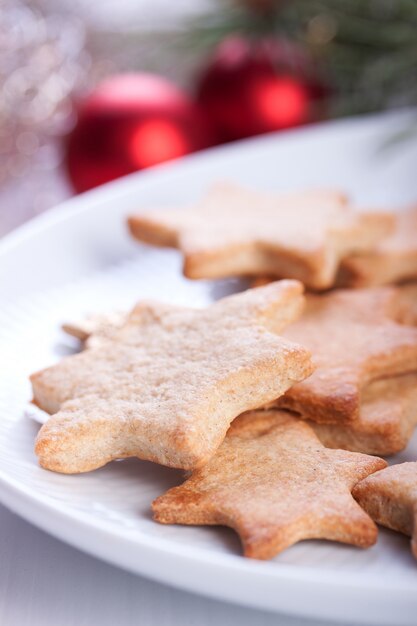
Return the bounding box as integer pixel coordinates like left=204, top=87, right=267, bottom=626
left=33, top=281, right=313, bottom=473
left=310, top=373, right=417, bottom=456
left=269, top=286, right=417, bottom=423
left=251, top=277, right=275, bottom=288
left=128, top=183, right=393, bottom=290
left=396, top=284, right=417, bottom=326
left=353, top=462, right=417, bottom=561
left=253, top=278, right=417, bottom=322
left=153, top=410, right=386, bottom=560
left=340, top=207, right=417, bottom=287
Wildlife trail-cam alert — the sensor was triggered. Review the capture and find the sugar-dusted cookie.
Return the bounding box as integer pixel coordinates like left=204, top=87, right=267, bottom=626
left=62, top=311, right=125, bottom=346
left=270, top=286, right=417, bottom=423
left=353, top=462, right=417, bottom=561
left=128, top=183, right=393, bottom=290
left=33, top=281, right=313, bottom=473
left=340, top=207, right=417, bottom=287
left=311, top=373, right=417, bottom=456
left=153, top=410, right=386, bottom=560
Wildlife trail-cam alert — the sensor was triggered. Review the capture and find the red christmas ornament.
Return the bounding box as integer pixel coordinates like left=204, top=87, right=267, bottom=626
left=65, top=73, right=214, bottom=193
left=196, top=37, right=326, bottom=142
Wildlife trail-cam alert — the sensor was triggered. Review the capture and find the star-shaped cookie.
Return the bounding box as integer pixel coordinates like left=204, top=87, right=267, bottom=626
left=353, top=462, right=417, bottom=561
left=270, top=286, right=417, bottom=423
left=33, top=281, right=313, bottom=473
left=153, top=410, right=386, bottom=560
left=311, top=373, right=417, bottom=456
left=128, top=183, right=393, bottom=290
left=340, top=206, right=417, bottom=287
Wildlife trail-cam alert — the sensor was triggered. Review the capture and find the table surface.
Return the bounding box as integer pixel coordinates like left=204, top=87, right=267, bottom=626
left=0, top=500, right=360, bottom=626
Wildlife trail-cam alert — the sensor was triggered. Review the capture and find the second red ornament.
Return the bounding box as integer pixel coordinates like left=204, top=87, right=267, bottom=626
left=196, top=36, right=326, bottom=143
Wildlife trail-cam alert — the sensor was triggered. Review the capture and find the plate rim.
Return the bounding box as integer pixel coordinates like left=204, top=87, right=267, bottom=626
left=0, top=461, right=415, bottom=625
left=0, top=456, right=413, bottom=591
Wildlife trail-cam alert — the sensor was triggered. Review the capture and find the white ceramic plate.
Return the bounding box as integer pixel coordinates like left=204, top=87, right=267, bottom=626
left=1, top=112, right=417, bottom=626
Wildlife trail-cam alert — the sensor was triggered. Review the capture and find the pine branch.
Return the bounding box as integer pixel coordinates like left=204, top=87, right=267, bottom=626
left=183, top=0, right=417, bottom=117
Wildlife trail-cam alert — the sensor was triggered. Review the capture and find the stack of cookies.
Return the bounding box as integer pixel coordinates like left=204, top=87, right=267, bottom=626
left=30, top=184, right=417, bottom=561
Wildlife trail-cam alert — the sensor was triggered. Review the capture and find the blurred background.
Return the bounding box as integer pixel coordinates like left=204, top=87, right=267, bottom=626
left=1, top=0, right=416, bottom=236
